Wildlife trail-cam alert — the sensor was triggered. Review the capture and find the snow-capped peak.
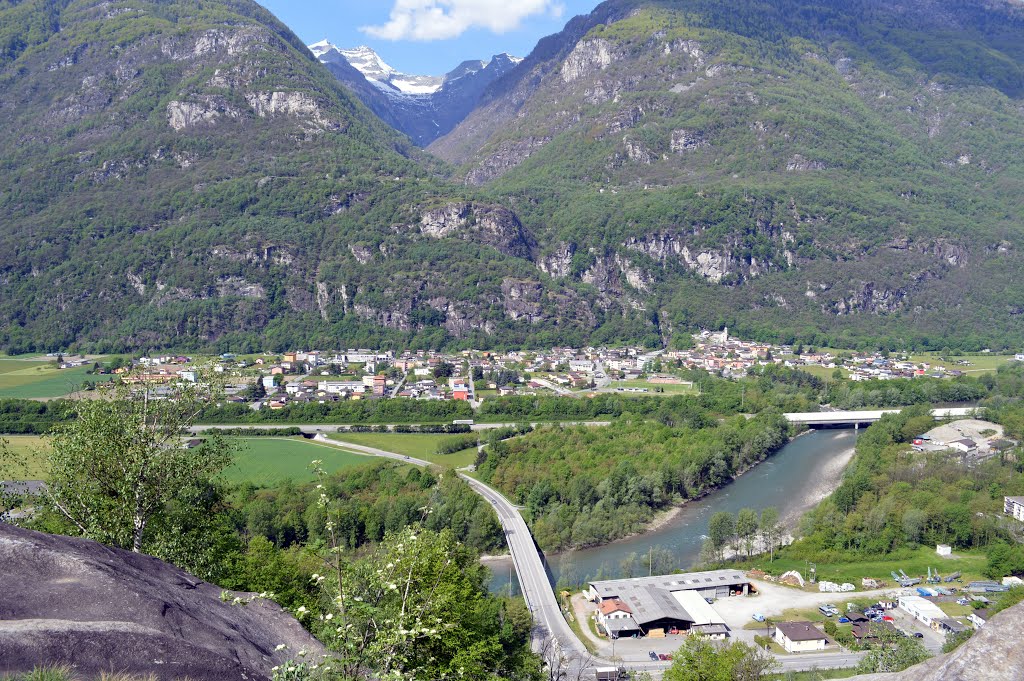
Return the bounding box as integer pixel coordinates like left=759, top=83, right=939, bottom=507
left=338, top=45, right=399, bottom=83
left=309, top=42, right=522, bottom=97
left=308, top=39, right=339, bottom=58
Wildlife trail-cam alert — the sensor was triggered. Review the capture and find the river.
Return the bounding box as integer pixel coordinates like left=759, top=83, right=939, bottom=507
left=485, top=428, right=858, bottom=594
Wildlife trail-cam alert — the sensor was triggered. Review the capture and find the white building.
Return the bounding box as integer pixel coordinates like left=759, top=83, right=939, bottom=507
left=898, top=595, right=947, bottom=629
left=948, top=438, right=977, bottom=453
left=569, top=359, right=595, bottom=372
left=936, top=544, right=953, bottom=557
left=318, top=380, right=362, bottom=394
left=1005, top=496, right=1024, bottom=522
left=774, top=622, right=827, bottom=653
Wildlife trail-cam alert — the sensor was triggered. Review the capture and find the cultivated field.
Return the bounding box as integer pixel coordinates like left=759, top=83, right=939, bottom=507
left=1, top=434, right=50, bottom=479
left=0, top=360, right=105, bottom=399
left=327, top=432, right=478, bottom=468
left=223, top=437, right=374, bottom=486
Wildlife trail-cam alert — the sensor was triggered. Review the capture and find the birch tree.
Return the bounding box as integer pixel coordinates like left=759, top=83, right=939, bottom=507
left=43, top=377, right=232, bottom=553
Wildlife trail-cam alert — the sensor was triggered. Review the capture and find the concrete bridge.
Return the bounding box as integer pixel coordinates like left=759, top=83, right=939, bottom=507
left=784, top=406, right=976, bottom=428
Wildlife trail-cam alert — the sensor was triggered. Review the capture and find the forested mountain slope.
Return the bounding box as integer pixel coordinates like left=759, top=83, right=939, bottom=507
left=0, top=0, right=637, bottom=353
left=3, top=0, right=1024, bottom=353
left=431, top=0, right=1024, bottom=350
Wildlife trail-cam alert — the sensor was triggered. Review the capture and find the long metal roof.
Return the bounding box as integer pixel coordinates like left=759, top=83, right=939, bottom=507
left=589, top=570, right=747, bottom=627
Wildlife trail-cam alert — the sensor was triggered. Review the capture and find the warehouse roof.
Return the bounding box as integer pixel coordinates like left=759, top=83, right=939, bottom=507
left=588, top=569, right=747, bottom=601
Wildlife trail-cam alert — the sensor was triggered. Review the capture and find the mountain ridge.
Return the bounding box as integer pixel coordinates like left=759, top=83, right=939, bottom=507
left=0, top=0, right=632, bottom=354
left=426, top=0, right=1024, bottom=350
left=312, top=41, right=522, bottom=145
left=1, top=0, right=1024, bottom=353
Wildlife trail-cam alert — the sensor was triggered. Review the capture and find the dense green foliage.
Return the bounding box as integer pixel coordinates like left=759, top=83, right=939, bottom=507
left=432, top=0, right=1024, bottom=351
left=853, top=629, right=930, bottom=674
left=233, top=460, right=504, bottom=555
left=0, top=398, right=73, bottom=433
left=1, top=0, right=1023, bottom=352
left=662, top=634, right=777, bottom=680
left=478, top=411, right=790, bottom=550
left=778, top=403, right=1024, bottom=572
left=309, top=526, right=540, bottom=681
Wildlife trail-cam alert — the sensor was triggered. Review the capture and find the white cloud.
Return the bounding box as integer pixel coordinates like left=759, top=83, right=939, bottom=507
left=361, top=0, right=562, bottom=41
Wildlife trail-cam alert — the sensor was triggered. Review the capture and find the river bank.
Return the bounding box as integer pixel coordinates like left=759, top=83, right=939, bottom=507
left=486, top=429, right=859, bottom=593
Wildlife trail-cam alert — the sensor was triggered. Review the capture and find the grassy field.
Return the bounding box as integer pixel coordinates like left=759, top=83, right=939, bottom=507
left=799, top=365, right=848, bottom=380
left=326, top=432, right=478, bottom=468
left=0, top=361, right=108, bottom=399
left=2, top=435, right=381, bottom=486
left=224, top=437, right=375, bottom=486
left=606, top=379, right=698, bottom=395
left=908, top=352, right=1015, bottom=375
left=1, top=435, right=50, bottom=479
left=750, top=546, right=988, bottom=587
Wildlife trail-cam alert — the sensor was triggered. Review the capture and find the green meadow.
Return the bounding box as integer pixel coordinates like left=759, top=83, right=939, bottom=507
left=223, top=437, right=374, bottom=486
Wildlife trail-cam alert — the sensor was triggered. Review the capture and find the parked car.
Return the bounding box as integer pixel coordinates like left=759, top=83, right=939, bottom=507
left=658, top=654, right=668, bottom=661
left=649, top=651, right=658, bottom=661
left=838, top=617, right=851, bottom=624
left=913, top=632, right=925, bottom=638
left=883, top=616, right=894, bottom=622
left=752, top=613, right=766, bottom=622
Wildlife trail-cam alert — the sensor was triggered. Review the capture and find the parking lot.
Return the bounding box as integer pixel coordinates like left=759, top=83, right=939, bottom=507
left=572, top=577, right=948, bottom=667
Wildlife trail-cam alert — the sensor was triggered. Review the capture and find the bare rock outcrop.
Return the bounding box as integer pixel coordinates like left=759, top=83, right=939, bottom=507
left=561, top=38, right=615, bottom=83
left=825, top=282, right=907, bottom=315
left=166, top=96, right=241, bottom=130
left=0, top=523, right=325, bottom=681
left=851, top=602, right=1024, bottom=681
left=464, top=137, right=552, bottom=185
left=419, top=202, right=537, bottom=259
left=670, top=128, right=708, bottom=152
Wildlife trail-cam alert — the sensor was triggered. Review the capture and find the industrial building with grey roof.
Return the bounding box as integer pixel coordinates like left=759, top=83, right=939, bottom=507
left=587, top=569, right=749, bottom=637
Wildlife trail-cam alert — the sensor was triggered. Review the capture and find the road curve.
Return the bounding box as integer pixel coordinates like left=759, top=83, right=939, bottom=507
left=300, top=435, right=877, bottom=677
left=314, top=436, right=593, bottom=665
left=458, top=474, right=588, bottom=659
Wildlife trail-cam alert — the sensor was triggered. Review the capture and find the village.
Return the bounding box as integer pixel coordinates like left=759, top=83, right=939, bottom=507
left=55, top=329, right=1023, bottom=411
left=54, top=333, right=1024, bottom=407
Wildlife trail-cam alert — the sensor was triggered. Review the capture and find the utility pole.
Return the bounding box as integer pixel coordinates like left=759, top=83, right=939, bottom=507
left=649, top=546, right=653, bottom=576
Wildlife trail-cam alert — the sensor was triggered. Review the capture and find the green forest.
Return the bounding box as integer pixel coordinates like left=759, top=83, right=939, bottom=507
left=1, top=0, right=1024, bottom=355
left=477, top=412, right=790, bottom=550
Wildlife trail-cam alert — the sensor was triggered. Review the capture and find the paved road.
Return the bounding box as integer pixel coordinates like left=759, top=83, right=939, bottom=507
left=192, top=405, right=975, bottom=436
left=189, top=421, right=611, bottom=434
left=459, top=475, right=588, bottom=658
left=776, top=651, right=866, bottom=672
left=293, top=435, right=886, bottom=678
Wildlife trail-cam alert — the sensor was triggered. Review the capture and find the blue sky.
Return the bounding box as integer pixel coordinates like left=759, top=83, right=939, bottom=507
left=258, top=0, right=601, bottom=75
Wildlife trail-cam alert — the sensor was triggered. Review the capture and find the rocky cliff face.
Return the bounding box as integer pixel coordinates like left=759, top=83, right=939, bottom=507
left=0, top=523, right=324, bottom=680
left=423, top=0, right=1024, bottom=348
left=418, top=201, right=538, bottom=260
